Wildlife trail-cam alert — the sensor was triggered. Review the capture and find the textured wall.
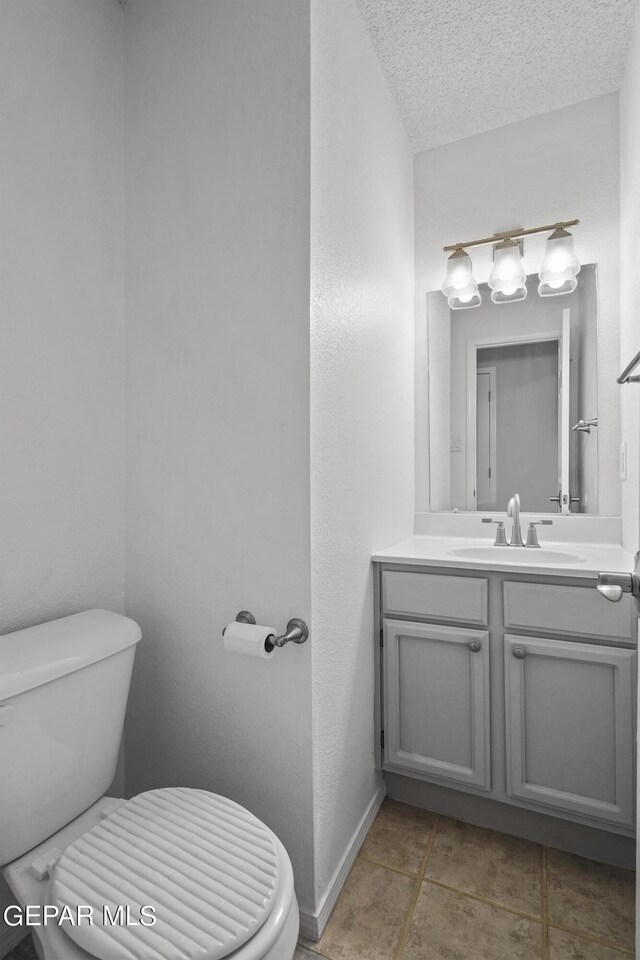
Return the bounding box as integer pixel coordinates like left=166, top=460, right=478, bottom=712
left=619, top=10, right=640, bottom=554
left=0, top=0, right=124, bottom=633
left=414, top=95, right=621, bottom=518
left=310, top=0, right=414, bottom=912
left=122, top=0, right=315, bottom=912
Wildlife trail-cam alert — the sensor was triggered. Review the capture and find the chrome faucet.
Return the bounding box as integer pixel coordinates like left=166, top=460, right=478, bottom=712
left=482, top=493, right=529, bottom=547
left=507, top=493, right=523, bottom=546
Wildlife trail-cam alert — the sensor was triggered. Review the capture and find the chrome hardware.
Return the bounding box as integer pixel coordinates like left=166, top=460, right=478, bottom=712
left=222, top=611, right=309, bottom=651
left=507, top=493, right=524, bottom=546
left=525, top=520, right=553, bottom=548
left=597, top=554, right=640, bottom=615
left=549, top=490, right=580, bottom=511
left=268, top=618, right=309, bottom=649
left=481, top=518, right=508, bottom=546
left=572, top=418, right=598, bottom=434
left=468, top=640, right=482, bottom=653
left=618, top=349, right=640, bottom=384
left=512, top=647, right=527, bottom=660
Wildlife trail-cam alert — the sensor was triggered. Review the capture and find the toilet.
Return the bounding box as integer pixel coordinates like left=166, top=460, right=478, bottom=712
left=0, top=609, right=299, bottom=960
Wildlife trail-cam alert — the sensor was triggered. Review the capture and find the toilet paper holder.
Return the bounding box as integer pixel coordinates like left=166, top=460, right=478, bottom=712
left=223, top=611, right=309, bottom=651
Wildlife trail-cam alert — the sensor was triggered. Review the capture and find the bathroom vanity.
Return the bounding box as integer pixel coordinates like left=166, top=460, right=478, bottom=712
left=372, top=533, right=637, bottom=863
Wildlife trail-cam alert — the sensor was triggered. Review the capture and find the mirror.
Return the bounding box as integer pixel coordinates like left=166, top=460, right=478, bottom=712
left=428, top=264, right=598, bottom=514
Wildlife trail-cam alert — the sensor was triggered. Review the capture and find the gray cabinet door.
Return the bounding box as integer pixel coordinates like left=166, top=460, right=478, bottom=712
left=383, top=619, right=490, bottom=788
left=505, top=635, right=635, bottom=826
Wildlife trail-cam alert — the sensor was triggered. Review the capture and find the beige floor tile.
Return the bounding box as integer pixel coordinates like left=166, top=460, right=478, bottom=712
left=360, top=799, right=436, bottom=874
left=403, top=881, right=542, bottom=960
left=314, top=858, right=414, bottom=960
left=547, top=849, right=635, bottom=952
left=548, top=927, right=632, bottom=959
left=424, top=816, right=543, bottom=915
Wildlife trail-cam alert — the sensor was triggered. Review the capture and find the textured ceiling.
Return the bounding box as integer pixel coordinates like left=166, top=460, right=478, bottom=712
left=354, top=0, right=638, bottom=152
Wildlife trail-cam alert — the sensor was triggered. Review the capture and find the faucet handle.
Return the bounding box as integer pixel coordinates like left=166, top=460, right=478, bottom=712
left=525, top=520, right=553, bottom=548
left=482, top=518, right=508, bottom=546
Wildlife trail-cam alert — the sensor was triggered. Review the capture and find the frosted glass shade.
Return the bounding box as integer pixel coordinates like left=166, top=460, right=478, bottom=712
left=447, top=291, right=482, bottom=309
left=441, top=249, right=481, bottom=309
left=539, top=276, right=578, bottom=297
left=538, top=228, right=580, bottom=296
left=488, top=239, right=526, bottom=303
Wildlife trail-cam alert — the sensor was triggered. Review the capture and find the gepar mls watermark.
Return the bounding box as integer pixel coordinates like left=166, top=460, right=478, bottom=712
left=4, top=904, right=157, bottom=927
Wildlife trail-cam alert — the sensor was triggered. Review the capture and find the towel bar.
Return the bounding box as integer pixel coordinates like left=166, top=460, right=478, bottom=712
left=617, top=349, right=640, bottom=384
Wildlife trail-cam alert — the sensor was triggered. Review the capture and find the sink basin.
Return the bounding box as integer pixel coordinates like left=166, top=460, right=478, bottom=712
left=448, top=546, right=583, bottom=564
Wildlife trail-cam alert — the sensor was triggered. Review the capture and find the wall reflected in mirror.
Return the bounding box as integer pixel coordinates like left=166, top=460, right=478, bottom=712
left=428, top=264, right=598, bottom=514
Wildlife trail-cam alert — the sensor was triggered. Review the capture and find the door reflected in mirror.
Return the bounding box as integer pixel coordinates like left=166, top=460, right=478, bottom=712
left=428, top=264, right=598, bottom=514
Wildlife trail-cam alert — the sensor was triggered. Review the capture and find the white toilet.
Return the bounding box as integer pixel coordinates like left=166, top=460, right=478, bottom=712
left=0, top=609, right=299, bottom=960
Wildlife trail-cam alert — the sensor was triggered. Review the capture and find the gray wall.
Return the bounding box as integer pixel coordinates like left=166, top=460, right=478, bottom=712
left=123, top=0, right=315, bottom=913
left=0, top=0, right=125, bottom=635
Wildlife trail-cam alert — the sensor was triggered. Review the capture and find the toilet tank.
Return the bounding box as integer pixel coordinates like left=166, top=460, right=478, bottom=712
left=0, top=609, right=141, bottom=865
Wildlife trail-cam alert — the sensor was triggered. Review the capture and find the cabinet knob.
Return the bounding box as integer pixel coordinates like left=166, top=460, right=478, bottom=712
left=468, top=640, right=482, bottom=653
left=512, top=646, right=527, bottom=660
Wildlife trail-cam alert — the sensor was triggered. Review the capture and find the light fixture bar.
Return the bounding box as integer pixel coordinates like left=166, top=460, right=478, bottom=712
left=443, top=219, right=579, bottom=253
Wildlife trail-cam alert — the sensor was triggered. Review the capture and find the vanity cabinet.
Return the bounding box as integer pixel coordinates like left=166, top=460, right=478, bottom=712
left=504, top=634, right=635, bottom=827
left=376, top=564, right=637, bottom=834
left=383, top=620, right=490, bottom=788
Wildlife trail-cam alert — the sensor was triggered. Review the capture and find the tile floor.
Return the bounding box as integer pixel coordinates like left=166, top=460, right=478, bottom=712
left=296, top=799, right=636, bottom=960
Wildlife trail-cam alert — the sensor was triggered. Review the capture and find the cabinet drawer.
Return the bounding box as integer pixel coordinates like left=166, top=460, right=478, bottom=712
left=382, top=571, right=488, bottom=625
left=503, top=581, right=634, bottom=641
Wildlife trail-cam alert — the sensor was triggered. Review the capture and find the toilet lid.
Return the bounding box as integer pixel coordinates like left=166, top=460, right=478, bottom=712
left=49, top=788, right=281, bottom=960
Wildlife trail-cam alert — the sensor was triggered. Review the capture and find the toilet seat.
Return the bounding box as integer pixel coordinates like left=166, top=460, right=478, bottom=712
left=49, top=788, right=283, bottom=960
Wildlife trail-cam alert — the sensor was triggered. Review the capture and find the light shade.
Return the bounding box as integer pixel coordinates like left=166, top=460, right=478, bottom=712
left=447, top=291, right=482, bottom=309
left=488, top=239, right=527, bottom=304
left=538, top=227, right=580, bottom=296
left=441, top=248, right=481, bottom=309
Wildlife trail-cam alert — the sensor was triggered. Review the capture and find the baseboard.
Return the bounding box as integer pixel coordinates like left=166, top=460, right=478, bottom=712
left=299, top=781, right=386, bottom=941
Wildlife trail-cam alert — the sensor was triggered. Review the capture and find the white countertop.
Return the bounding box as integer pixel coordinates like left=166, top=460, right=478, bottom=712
left=372, top=535, right=635, bottom=578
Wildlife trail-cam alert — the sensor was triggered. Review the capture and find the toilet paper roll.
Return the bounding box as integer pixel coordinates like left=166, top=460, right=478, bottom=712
left=223, top=621, right=276, bottom=659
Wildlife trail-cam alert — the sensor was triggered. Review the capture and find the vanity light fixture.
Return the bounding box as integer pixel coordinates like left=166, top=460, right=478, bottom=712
left=538, top=227, right=581, bottom=296
left=441, top=219, right=580, bottom=306
left=488, top=238, right=527, bottom=303
left=441, top=248, right=482, bottom=309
